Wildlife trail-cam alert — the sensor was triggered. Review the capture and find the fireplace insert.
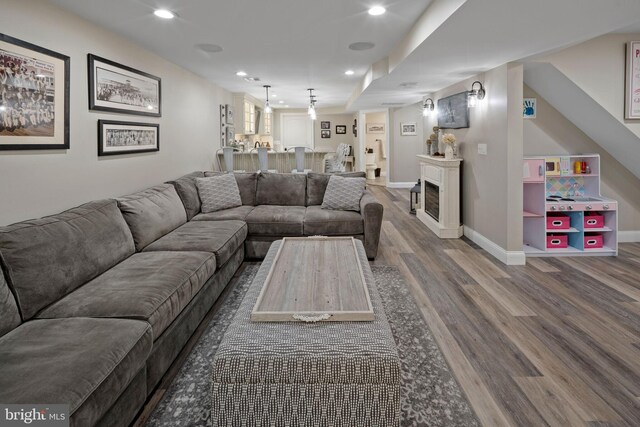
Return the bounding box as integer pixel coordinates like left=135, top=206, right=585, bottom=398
left=424, top=181, right=439, bottom=221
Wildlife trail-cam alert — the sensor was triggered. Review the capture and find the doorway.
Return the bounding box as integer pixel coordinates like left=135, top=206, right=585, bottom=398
left=361, top=110, right=389, bottom=186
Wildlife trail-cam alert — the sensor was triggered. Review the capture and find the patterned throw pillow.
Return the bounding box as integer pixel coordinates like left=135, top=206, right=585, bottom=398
left=321, top=175, right=366, bottom=211
left=196, top=174, right=242, bottom=213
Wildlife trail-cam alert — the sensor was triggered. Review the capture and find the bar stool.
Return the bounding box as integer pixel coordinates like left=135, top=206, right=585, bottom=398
left=250, top=147, right=278, bottom=173
left=287, top=146, right=314, bottom=174
left=215, top=147, right=245, bottom=173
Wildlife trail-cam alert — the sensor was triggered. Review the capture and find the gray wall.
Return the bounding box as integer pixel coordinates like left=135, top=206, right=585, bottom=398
left=425, top=63, right=524, bottom=252
left=0, top=0, right=233, bottom=225
left=524, top=85, right=640, bottom=232
left=389, top=103, right=425, bottom=183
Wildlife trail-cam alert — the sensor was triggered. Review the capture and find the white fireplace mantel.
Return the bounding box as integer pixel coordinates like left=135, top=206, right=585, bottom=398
left=416, top=154, right=463, bottom=238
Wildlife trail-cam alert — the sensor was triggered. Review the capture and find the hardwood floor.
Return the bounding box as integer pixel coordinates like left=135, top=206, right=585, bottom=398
left=135, top=186, right=640, bottom=427
left=369, top=185, right=640, bottom=427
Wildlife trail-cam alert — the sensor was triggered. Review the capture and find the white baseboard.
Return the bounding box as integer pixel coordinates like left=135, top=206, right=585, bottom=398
left=386, top=182, right=415, bottom=188
left=619, top=230, right=640, bottom=243
left=463, top=226, right=526, bottom=265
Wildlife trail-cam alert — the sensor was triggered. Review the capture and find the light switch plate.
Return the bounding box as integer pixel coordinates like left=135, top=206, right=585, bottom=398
left=478, top=144, right=487, bottom=155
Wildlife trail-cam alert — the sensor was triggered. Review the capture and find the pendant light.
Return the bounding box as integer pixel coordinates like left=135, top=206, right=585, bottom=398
left=307, top=88, right=316, bottom=119
left=263, top=85, right=272, bottom=114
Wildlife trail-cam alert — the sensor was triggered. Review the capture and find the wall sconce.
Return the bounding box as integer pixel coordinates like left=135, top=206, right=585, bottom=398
left=468, top=81, right=486, bottom=107
left=422, top=98, right=435, bottom=117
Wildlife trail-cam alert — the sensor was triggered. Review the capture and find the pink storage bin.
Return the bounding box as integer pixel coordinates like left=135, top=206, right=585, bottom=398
left=546, top=213, right=570, bottom=230
left=584, top=213, right=604, bottom=229
left=546, top=234, right=568, bottom=249
left=584, top=233, right=603, bottom=249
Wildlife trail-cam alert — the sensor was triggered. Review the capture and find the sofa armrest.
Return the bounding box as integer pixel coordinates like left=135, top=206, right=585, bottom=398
left=360, top=190, right=383, bottom=259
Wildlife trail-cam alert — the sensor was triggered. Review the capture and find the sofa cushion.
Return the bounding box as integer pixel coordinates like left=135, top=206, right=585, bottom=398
left=117, top=184, right=187, bottom=251
left=37, top=251, right=216, bottom=338
left=0, top=200, right=135, bottom=320
left=321, top=175, right=366, bottom=212
left=143, top=221, right=247, bottom=268
left=192, top=205, right=255, bottom=222
left=196, top=174, right=243, bottom=213
left=0, top=268, right=20, bottom=338
left=205, top=172, right=257, bottom=206
left=306, top=172, right=366, bottom=206
left=166, top=171, right=205, bottom=221
left=0, top=317, right=152, bottom=427
left=304, top=206, right=364, bottom=236
left=255, top=173, right=307, bottom=206
left=245, top=205, right=306, bottom=236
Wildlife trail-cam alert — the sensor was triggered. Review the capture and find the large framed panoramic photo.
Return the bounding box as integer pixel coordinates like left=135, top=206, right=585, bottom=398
left=0, top=33, right=69, bottom=150
left=88, top=54, right=161, bottom=117
left=98, top=120, right=159, bottom=156
left=625, top=41, right=640, bottom=119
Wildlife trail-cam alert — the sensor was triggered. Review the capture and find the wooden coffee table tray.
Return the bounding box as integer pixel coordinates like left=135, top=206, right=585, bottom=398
left=251, top=237, right=374, bottom=322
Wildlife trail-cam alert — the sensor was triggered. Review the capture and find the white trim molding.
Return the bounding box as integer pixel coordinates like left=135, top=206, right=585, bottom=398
left=463, top=226, right=526, bottom=265
left=386, top=182, right=415, bottom=188
left=619, top=230, right=640, bottom=243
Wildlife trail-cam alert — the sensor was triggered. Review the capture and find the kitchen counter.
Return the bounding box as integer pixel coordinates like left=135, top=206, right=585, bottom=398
left=216, top=150, right=333, bottom=173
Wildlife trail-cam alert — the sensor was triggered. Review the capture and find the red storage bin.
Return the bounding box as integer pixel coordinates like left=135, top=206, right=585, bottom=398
left=584, top=213, right=604, bottom=229
left=546, top=234, right=568, bottom=249
left=546, top=213, right=570, bottom=230
left=584, top=233, right=604, bottom=249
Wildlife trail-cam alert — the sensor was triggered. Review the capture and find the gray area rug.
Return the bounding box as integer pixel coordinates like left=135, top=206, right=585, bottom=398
left=147, top=265, right=479, bottom=427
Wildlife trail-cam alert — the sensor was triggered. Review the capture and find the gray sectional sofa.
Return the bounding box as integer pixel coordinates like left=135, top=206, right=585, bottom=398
left=0, top=171, right=383, bottom=427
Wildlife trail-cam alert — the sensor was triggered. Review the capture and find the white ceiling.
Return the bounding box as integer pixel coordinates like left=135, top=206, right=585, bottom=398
left=49, top=0, right=640, bottom=111
left=49, top=0, right=433, bottom=109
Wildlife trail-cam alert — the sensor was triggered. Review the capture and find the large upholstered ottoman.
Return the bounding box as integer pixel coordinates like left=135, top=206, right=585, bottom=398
left=210, top=239, right=401, bottom=426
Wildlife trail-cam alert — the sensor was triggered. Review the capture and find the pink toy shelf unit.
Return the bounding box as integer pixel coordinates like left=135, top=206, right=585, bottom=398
left=523, top=154, right=618, bottom=257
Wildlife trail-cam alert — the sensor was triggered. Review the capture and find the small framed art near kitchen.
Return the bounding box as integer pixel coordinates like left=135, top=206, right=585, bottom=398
left=625, top=41, right=640, bottom=119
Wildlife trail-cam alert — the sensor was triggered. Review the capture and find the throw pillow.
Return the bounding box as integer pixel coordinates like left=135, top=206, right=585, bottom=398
left=321, top=175, right=366, bottom=212
left=196, top=174, right=242, bottom=213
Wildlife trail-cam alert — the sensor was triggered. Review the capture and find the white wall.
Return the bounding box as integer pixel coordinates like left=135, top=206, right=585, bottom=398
left=425, top=63, right=524, bottom=252
left=0, top=0, right=233, bottom=225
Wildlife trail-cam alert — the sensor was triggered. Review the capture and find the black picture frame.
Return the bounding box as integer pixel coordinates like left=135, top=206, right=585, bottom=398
left=321, top=129, right=331, bottom=138
left=320, top=121, right=330, bottom=130
left=98, top=120, right=159, bottom=156
left=0, top=33, right=70, bottom=150
left=336, top=125, right=347, bottom=134
left=88, top=54, right=161, bottom=117
left=437, top=91, right=469, bottom=129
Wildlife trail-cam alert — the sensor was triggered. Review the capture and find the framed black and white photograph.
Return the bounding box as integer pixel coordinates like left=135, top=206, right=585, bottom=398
left=400, top=122, right=417, bottom=136
left=0, top=33, right=70, bottom=150
left=320, top=121, right=330, bottom=130
left=321, top=129, right=331, bottom=138
left=437, top=91, right=469, bottom=129
left=225, top=126, right=235, bottom=145
left=98, top=120, right=159, bottom=156
left=336, top=125, right=347, bottom=134
left=366, top=123, right=384, bottom=134
left=88, top=54, right=161, bottom=117
left=625, top=41, right=640, bottom=119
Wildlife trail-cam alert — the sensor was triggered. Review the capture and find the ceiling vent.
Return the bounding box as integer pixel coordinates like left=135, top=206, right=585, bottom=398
left=244, top=77, right=261, bottom=82
left=348, top=42, right=375, bottom=51
left=381, top=102, right=404, bottom=106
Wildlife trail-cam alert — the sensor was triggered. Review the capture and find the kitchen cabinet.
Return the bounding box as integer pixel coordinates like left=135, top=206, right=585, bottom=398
left=523, top=154, right=618, bottom=257
left=233, top=93, right=263, bottom=135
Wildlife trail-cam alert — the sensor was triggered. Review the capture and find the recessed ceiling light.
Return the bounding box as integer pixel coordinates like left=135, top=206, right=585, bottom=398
left=279, top=101, right=284, bottom=104
left=368, top=6, right=386, bottom=16
left=271, top=94, right=277, bottom=98
left=345, top=70, right=355, bottom=76
left=196, top=43, right=223, bottom=53
left=153, top=9, right=175, bottom=19
left=236, top=71, right=247, bottom=76
left=348, top=42, right=375, bottom=51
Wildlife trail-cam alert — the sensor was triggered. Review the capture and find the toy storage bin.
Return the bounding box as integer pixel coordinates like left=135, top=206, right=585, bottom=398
left=584, top=213, right=604, bottom=229
left=584, top=233, right=604, bottom=249
left=546, top=234, right=568, bottom=249
left=546, top=213, right=570, bottom=230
